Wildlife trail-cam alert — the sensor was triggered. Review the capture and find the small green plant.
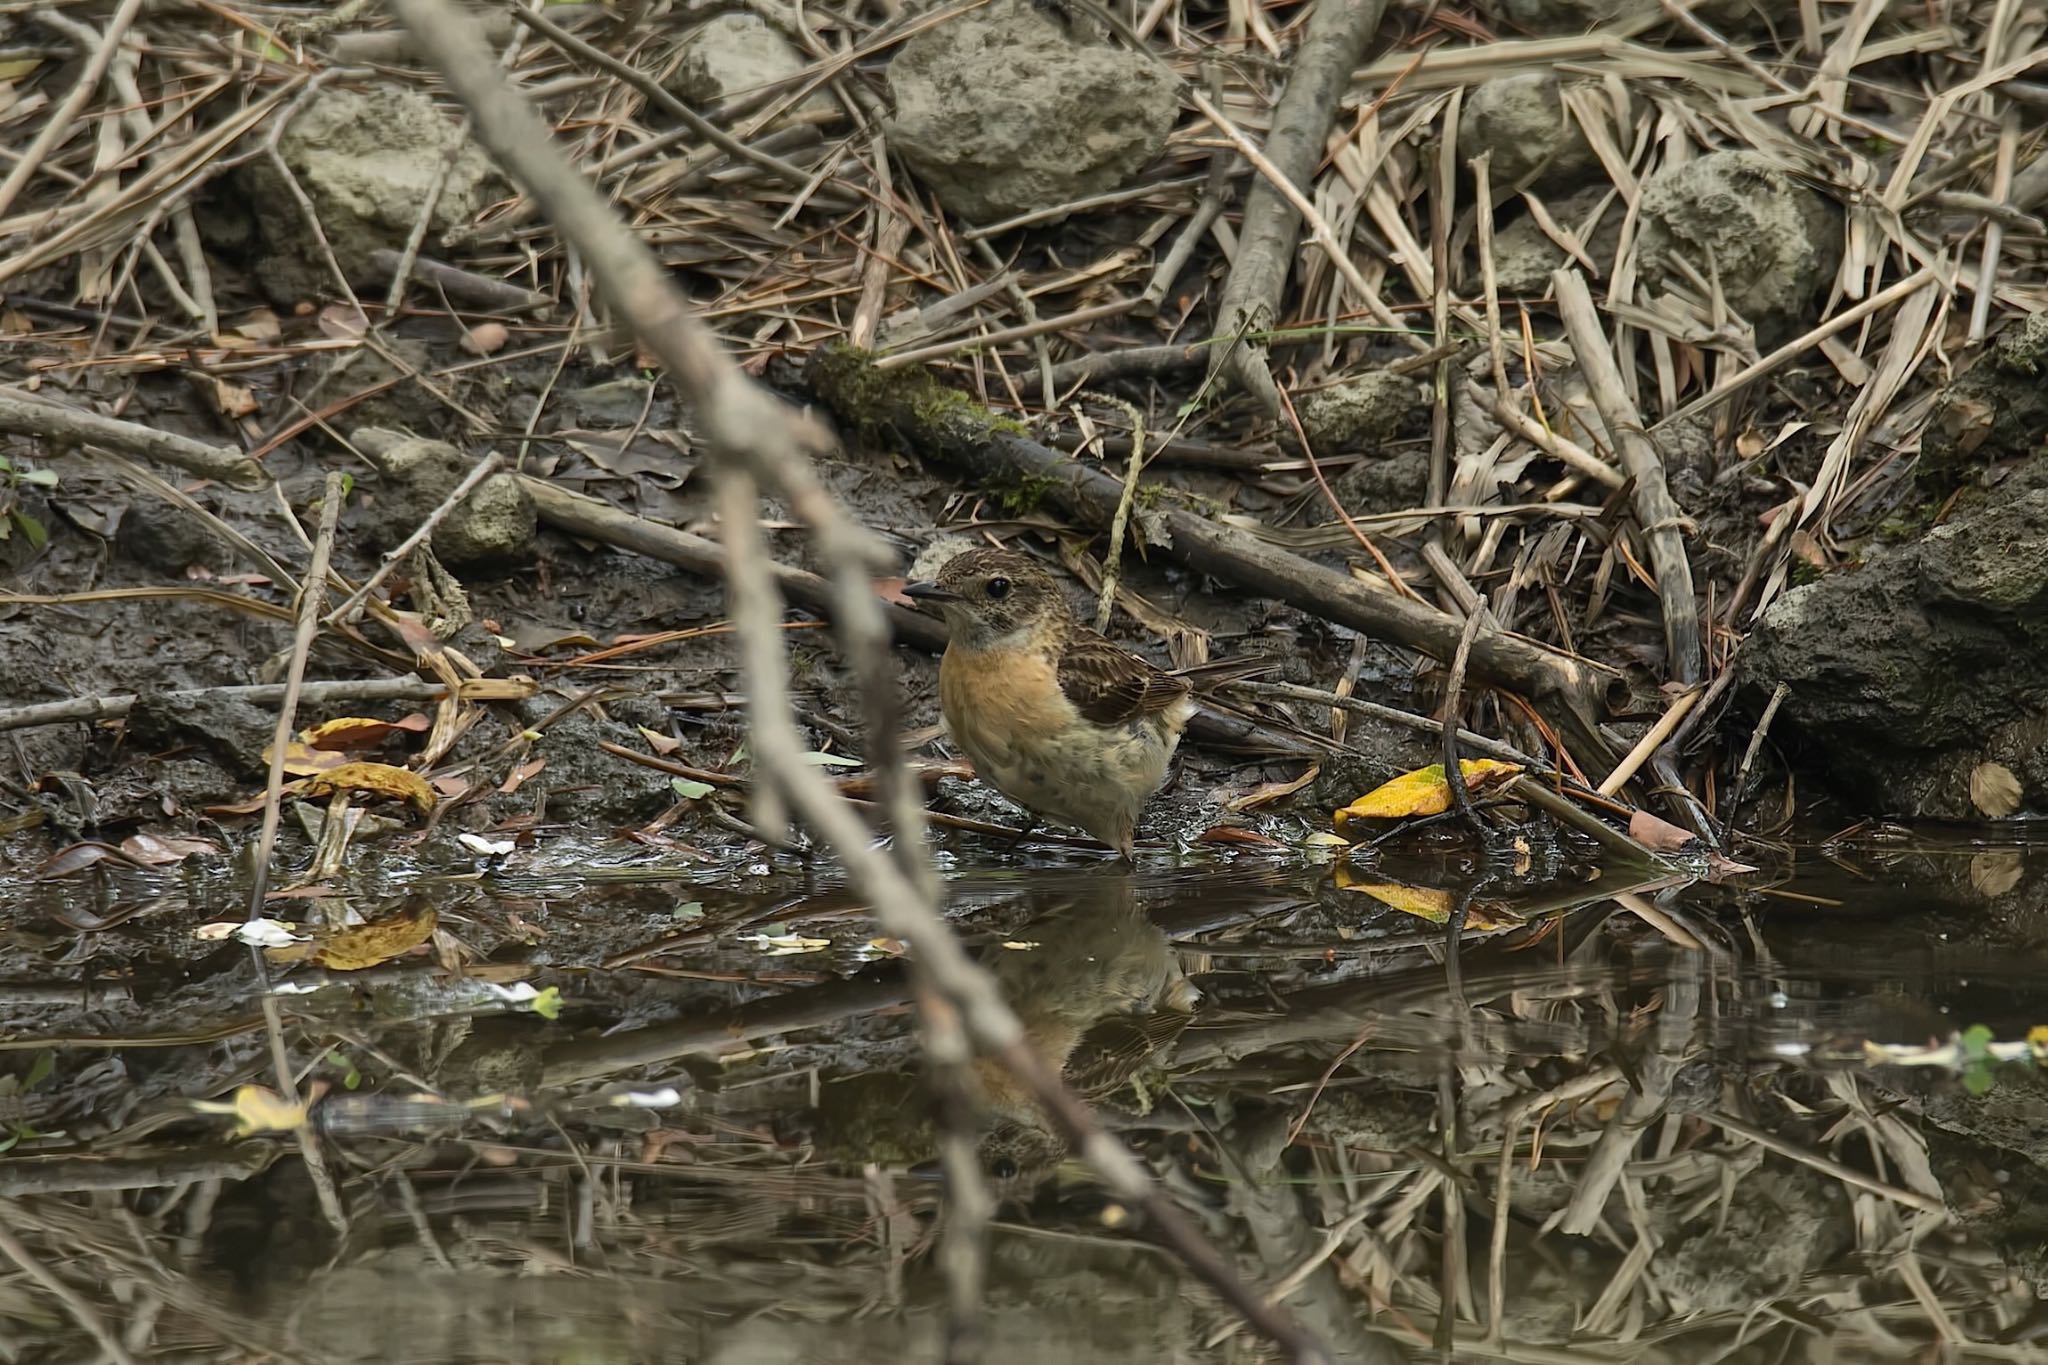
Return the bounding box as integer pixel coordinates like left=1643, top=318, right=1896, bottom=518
left=0, top=452, right=55, bottom=549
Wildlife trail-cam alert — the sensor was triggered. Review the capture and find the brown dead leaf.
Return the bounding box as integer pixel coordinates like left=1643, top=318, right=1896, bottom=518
left=1788, top=530, right=1826, bottom=571
left=1223, top=764, right=1322, bottom=812
left=229, top=309, right=282, bottom=344
left=34, top=841, right=145, bottom=879
left=873, top=576, right=913, bottom=607
left=302, top=762, right=436, bottom=812
left=263, top=737, right=352, bottom=776
left=1970, top=761, right=2023, bottom=818
left=303, top=903, right=439, bottom=971
left=497, top=758, right=546, bottom=795
left=303, top=716, right=426, bottom=751
left=316, top=302, right=369, bottom=339
left=1194, top=825, right=1284, bottom=847
left=460, top=321, right=509, bottom=355
left=211, top=378, right=259, bottom=419
left=119, top=833, right=223, bottom=866
left=1627, top=809, right=1698, bottom=853
left=637, top=725, right=683, bottom=756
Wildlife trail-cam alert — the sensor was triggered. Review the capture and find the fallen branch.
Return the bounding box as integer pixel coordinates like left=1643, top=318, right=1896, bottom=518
left=524, top=474, right=1319, bottom=756
left=1201, top=0, right=1395, bottom=414
left=0, top=389, right=269, bottom=490
left=0, top=676, right=456, bottom=736
left=1552, top=270, right=1702, bottom=685
left=521, top=474, right=947, bottom=651
left=810, top=348, right=1617, bottom=758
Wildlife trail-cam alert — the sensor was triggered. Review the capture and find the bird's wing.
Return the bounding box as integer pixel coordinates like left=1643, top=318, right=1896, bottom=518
left=1057, top=630, right=1193, bottom=726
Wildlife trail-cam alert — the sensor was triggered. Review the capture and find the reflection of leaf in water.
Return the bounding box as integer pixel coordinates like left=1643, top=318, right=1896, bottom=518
left=1970, top=851, right=2025, bottom=898
left=1333, top=759, right=1523, bottom=826
left=1332, top=864, right=1523, bottom=930
left=305, top=904, right=439, bottom=971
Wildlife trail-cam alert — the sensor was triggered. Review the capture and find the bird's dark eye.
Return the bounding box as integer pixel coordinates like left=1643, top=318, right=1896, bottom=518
left=986, top=576, right=1011, bottom=600
left=990, top=1156, right=1020, bottom=1179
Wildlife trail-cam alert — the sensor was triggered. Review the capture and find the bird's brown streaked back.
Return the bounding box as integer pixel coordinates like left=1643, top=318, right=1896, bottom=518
left=1056, top=631, right=1192, bottom=725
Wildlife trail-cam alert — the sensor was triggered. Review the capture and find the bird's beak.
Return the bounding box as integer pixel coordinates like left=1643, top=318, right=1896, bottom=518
left=901, top=580, right=959, bottom=604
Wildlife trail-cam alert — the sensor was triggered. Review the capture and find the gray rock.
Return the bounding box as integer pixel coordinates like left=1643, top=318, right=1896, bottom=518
left=1490, top=185, right=1621, bottom=293
left=354, top=429, right=536, bottom=567
left=1635, top=150, right=1841, bottom=344
left=1921, top=310, right=2048, bottom=480
left=1740, top=458, right=2048, bottom=818
left=237, top=84, right=500, bottom=302
left=885, top=0, right=1177, bottom=221
left=1461, top=74, right=1602, bottom=198
left=1296, top=371, right=1427, bottom=453
left=126, top=692, right=280, bottom=777
left=1659, top=1166, right=1849, bottom=1314
left=667, top=13, right=829, bottom=112
left=116, top=504, right=233, bottom=574
left=1328, top=448, right=1429, bottom=518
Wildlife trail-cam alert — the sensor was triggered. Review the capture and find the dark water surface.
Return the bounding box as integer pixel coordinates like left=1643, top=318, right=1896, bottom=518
left=4, top=832, right=2048, bottom=1363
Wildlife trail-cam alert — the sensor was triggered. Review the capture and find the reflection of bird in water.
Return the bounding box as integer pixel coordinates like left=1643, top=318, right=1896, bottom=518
left=802, top=874, right=1197, bottom=1197
left=971, top=874, right=1199, bottom=1192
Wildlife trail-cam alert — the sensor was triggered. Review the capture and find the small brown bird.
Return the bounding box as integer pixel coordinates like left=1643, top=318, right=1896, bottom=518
left=903, top=547, right=1194, bottom=858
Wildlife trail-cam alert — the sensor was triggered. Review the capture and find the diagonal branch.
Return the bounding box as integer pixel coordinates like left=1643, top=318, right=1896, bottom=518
left=384, top=0, right=1326, bottom=1356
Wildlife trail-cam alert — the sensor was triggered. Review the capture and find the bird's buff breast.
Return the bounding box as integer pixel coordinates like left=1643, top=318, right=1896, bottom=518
left=938, top=645, right=1185, bottom=844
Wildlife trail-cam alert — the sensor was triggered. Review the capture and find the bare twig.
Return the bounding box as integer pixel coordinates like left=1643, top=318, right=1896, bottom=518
left=0, top=389, right=268, bottom=489
left=1202, top=0, right=1397, bottom=412
left=246, top=471, right=345, bottom=916
left=1552, top=269, right=1702, bottom=685
left=0, top=676, right=455, bottom=736
left=0, top=0, right=147, bottom=223
left=0, top=1207, right=139, bottom=1365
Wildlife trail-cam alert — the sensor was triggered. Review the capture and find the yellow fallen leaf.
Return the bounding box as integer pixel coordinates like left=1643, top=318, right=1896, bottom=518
left=305, top=903, right=438, bottom=971
left=1334, top=759, right=1523, bottom=825
left=302, top=716, right=426, bottom=750
left=230, top=1083, right=316, bottom=1135
left=263, top=737, right=352, bottom=775
left=302, top=761, right=436, bottom=812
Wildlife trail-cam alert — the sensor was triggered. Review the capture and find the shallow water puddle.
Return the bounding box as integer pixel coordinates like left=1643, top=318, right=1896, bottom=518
left=3, top=835, right=2048, bottom=1361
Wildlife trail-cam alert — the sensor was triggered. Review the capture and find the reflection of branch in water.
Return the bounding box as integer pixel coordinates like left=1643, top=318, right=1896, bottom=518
left=1557, top=960, right=1702, bottom=1236
left=1216, top=1112, right=1411, bottom=1365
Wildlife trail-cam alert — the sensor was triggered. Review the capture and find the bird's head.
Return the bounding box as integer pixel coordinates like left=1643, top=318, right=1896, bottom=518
left=903, top=547, right=1070, bottom=649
